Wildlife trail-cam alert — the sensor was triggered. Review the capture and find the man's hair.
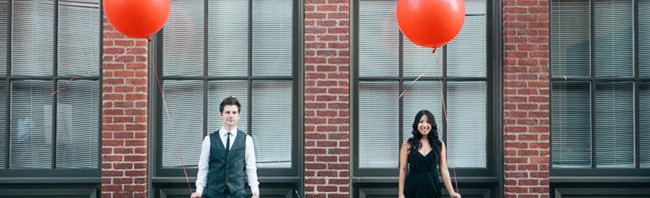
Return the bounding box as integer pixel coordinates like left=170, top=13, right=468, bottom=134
left=219, top=96, right=241, bottom=113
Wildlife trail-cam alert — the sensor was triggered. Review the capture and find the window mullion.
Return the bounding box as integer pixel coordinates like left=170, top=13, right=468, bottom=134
left=203, top=0, right=209, bottom=138
left=633, top=0, right=641, bottom=169
left=247, top=0, right=253, bottom=134
left=202, top=65, right=208, bottom=138
left=635, top=80, right=640, bottom=169
left=398, top=31, right=403, bottom=147
left=442, top=45, right=448, bottom=142
left=51, top=0, right=59, bottom=169
left=4, top=0, right=13, bottom=170
left=589, top=0, right=596, bottom=169
left=97, top=0, right=103, bottom=170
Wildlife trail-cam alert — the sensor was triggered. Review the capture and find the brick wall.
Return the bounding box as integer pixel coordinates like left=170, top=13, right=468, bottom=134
left=304, top=0, right=351, bottom=197
left=101, top=19, right=149, bottom=198
left=503, top=0, right=551, bottom=197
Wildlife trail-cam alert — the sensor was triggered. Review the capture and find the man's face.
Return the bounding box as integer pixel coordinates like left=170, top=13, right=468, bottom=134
left=219, top=105, right=240, bottom=128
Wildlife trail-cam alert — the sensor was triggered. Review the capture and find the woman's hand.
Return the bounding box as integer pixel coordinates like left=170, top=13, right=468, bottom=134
left=398, top=193, right=406, bottom=198
left=449, top=191, right=461, bottom=198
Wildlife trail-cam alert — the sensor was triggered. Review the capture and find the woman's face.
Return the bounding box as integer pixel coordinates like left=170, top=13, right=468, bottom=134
left=417, top=114, right=432, bottom=135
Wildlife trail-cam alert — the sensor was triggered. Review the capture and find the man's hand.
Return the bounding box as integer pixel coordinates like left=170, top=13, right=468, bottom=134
left=449, top=192, right=461, bottom=198
left=190, top=192, right=202, bottom=198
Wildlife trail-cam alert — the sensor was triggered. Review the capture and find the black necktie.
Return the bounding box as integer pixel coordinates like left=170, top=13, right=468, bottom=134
left=225, top=132, right=231, bottom=151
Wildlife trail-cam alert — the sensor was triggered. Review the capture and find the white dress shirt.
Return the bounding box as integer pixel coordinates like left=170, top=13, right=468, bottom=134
left=195, top=127, right=260, bottom=196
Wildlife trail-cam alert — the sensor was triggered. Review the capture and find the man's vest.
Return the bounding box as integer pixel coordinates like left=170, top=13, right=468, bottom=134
left=206, top=130, right=247, bottom=195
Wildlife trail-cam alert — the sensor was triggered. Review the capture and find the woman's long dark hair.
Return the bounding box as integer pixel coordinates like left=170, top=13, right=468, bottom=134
left=407, top=110, right=441, bottom=155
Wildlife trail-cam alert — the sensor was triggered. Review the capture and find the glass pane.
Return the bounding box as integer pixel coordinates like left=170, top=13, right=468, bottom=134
left=465, top=0, right=486, bottom=15
left=0, top=81, right=6, bottom=168
left=56, top=80, right=98, bottom=168
left=447, top=16, right=486, bottom=77
left=640, top=82, right=650, bottom=168
left=0, top=1, right=7, bottom=76
left=163, top=0, right=204, bottom=76
left=252, top=0, right=292, bottom=76
left=359, top=81, right=398, bottom=168
left=208, top=81, right=248, bottom=134
left=162, top=80, right=203, bottom=168
left=551, top=82, right=591, bottom=167
left=551, top=0, right=590, bottom=77
left=595, top=82, right=634, bottom=168
left=252, top=81, right=292, bottom=168
left=10, top=80, right=52, bottom=168
left=208, top=0, right=248, bottom=76
left=359, top=0, right=398, bottom=77
left=447, top=81, right=486, bottom=168
left=594, top=0, right=633, bottom=77
left=12, top=0, right=53, bottom=76
left=640, top=0, right=650, bottom=77
left=57, top=0, right=99, bottom=76
left=401, top=81, right=443, bottom=142
left=403, top=40, right=443, bottom=77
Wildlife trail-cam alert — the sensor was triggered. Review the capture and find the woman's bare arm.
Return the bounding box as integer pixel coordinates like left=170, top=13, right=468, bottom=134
left=439, top=140, right=460, bottom=198
left=398, top=140, right=410, bottom=198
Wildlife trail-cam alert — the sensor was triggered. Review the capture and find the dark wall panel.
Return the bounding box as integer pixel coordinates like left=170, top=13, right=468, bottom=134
left=554, top=187, right=650, bottom=198
left=0, top=184, right=98, bottom=198
left=355, top=184, right=494, bottom=198
left=156, top=183, right=299, bottom=198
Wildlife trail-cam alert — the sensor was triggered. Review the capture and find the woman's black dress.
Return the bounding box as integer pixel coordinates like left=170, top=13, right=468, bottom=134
left=404, top=149, right=441, bottom=198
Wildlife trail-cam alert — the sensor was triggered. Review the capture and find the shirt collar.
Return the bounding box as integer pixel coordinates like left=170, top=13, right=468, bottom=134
left=219, top=127, right=238, bottom=137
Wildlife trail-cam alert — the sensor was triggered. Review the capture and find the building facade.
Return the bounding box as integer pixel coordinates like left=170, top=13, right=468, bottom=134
left=0, top=0, right=648, bottom=198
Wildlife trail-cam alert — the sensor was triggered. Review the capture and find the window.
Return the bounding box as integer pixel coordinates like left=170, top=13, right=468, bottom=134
left=354, top=0, right=493, bottom=175
left=551, top=0, right=650, bottom=171
left=0, top=0, right=101, bottom=173
left=154, top=0, right=300, bottom=177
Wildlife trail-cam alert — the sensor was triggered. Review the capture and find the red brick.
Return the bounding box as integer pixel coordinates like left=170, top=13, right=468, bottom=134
left=305, top=0, right=350, bottom=196
left=317, top=186, right=338, bottom=192
left=113, top=148, right=134, bottom=154
left=102, top=26, right=148, bottom=198
left=103, top=140, right=124, bottom=147
left=504, top=0, right=550, bottom=196
left=306, top=148, right=327, bottom=155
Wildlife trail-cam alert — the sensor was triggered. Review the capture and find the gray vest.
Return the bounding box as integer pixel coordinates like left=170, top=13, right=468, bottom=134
left=206, top=130, right=247, bottom=195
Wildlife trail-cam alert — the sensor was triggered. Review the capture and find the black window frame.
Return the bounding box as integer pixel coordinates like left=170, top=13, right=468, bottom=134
left=0, top=0, right=103, bottom=178
left=149, top=0, right=304, bottom=180
left=350, top=0, right=503, bottom=182
left=549, top=0, right=650, bottom=177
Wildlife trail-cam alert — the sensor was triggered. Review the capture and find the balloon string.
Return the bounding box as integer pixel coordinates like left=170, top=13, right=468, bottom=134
left=148, top=37, right=194, bottom=195
left=397, top=47, right=459, bottom=193
left=50, top=45, right=138, bottom=96
left=48, top=36, right=194, bottom=194
left=398, top=48, right=439, bottom=99
left=432, top=49, right=459, bottom=194
left=398, top=66, right=432, bottom=99
left=453, top=168, right=459, bottom=193
left=51, top=76, right=79, bottom=96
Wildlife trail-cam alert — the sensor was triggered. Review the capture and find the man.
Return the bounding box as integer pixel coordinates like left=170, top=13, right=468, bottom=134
left=191, top=96, right=260, bottom=198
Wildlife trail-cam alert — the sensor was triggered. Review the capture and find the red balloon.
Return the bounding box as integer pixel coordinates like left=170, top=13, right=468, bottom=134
left=396, top=0, right=465, bottom=48
left=104, top=0, right=171, bottom=38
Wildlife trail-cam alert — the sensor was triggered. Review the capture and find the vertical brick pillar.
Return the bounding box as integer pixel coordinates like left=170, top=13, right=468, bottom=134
left=101, top=19, right=149, bottom=198
left=503, top=0, right=551, bottom=197
left=304, top=0, right=351, bottom=197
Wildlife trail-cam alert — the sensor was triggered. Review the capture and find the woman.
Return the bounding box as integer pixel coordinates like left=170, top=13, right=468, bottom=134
left=398, top=110, right=461, bottom=198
